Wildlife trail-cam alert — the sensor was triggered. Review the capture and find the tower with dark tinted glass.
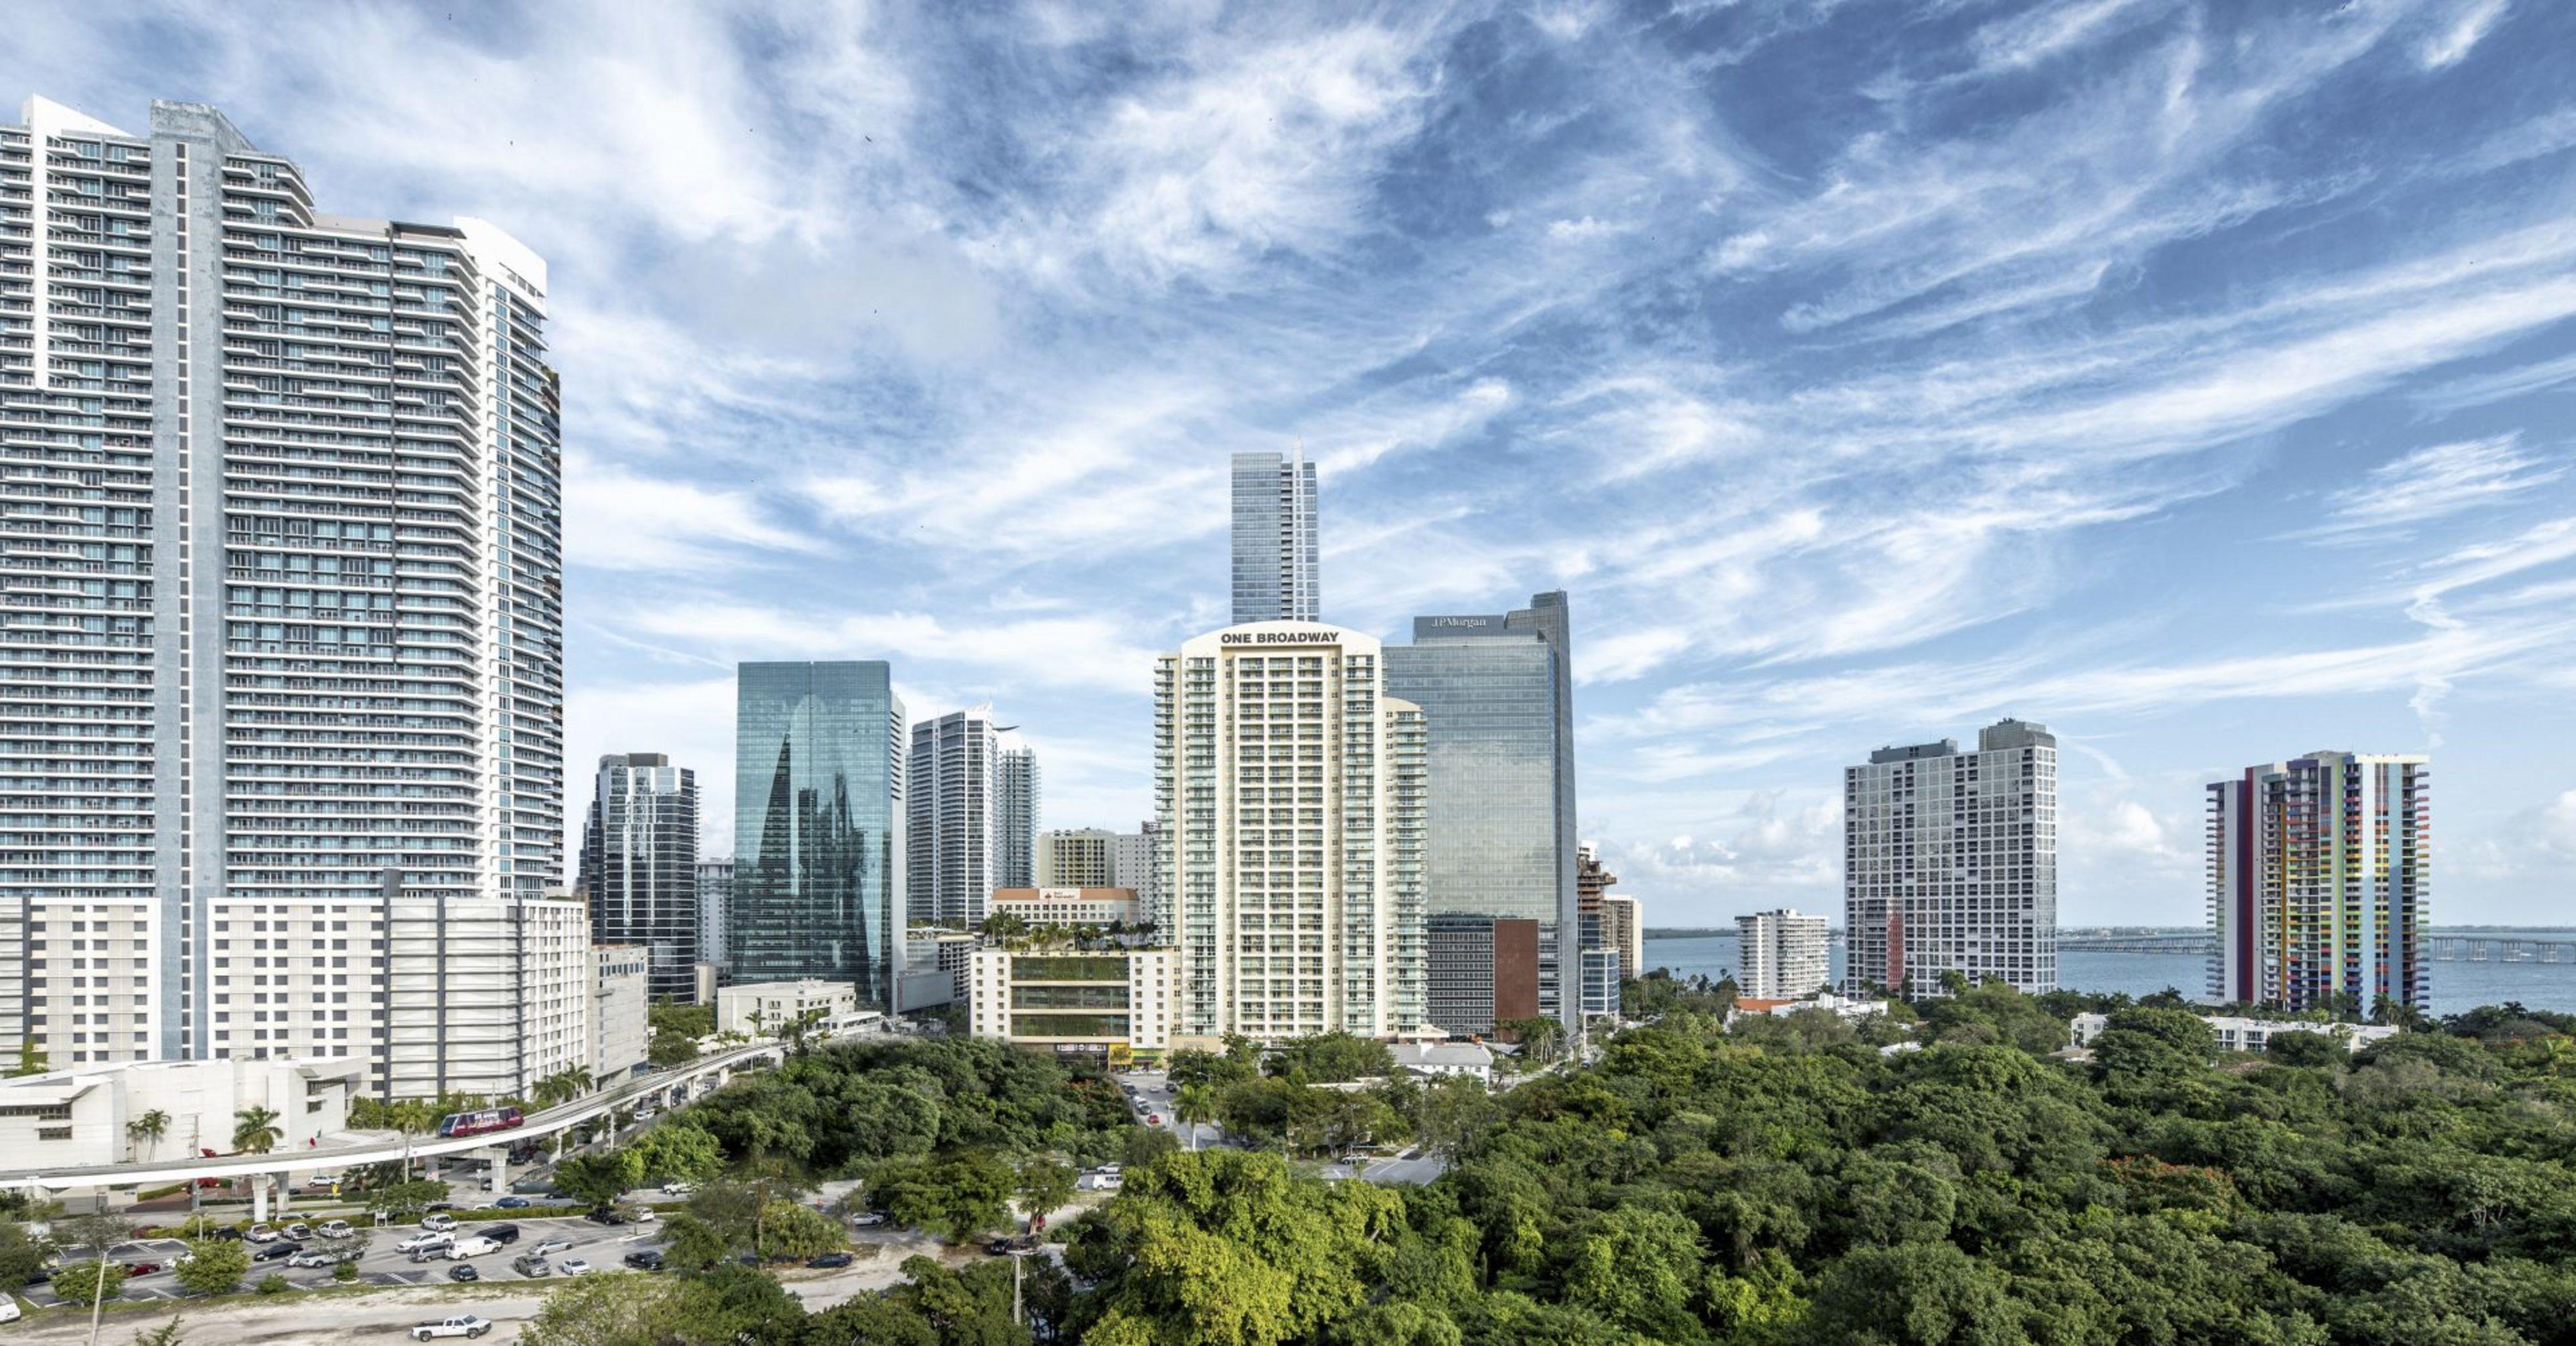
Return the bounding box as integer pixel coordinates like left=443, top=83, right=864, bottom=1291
left=576, top=754, right=700, bottom=1001
left=1385, top=592, right=1580, bottom=1028
left=731, top=662, right=907, bottom=1007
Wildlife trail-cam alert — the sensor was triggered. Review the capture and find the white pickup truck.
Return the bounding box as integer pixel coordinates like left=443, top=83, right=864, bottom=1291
left=410, top=1316, right=491, bottom=1341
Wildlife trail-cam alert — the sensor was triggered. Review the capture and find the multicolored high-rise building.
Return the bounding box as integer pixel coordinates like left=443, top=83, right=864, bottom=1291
left=2207, top=752, right=2430, bottom=1014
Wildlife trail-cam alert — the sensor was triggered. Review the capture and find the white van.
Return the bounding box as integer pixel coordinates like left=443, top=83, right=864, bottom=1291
left=446, top=1236, right=502, bottom=1260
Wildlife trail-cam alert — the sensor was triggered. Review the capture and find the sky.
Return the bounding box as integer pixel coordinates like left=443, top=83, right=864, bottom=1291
left=13, top=0, right=2576, bottom=927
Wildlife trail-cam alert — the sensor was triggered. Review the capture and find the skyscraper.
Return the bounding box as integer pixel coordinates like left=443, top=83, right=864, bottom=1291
left=576, top=754, right=699, bottom=1002
left=0, top=97, right=565, bottom=1074
left=1844, top=720, right=2057, bottom=997
left=1385, top=593, right=1580, bottom=1023
left=731, top=662, right=905, bottom=1007
left=696, top=859, right=733, bottom=976
left=909, top=709, right=1002, bottom=929
left=1575, top=844, right=1639, bottom=1012
left=1230, top=448, right=1320, bottom=623
left=1737, top=909, right=1830, bottom=999
left=2208, top=752, right=2430, bottom=1014
left=998, top=742, right=1038, bottom=889
left=1153, top=622, right=1427, bottom=1041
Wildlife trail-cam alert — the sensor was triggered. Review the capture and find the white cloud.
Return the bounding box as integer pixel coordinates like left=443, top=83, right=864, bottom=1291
left=2417, top=0, right=2508, bottom=70
left=1581, top=627, right=1694, bottom=684
left=563, top=454, right=828, bottom=573
left=2302, top=435, right=2565, bottom=538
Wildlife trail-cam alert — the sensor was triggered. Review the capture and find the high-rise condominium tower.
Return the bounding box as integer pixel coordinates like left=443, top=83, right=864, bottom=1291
left=1033, top=829, right=1116, bottom=888
left=696, top=859, right=733, bottom=975
left=1153, top=622, right=1427, bottom=1041
left=1737, top=909, right=1830, bottom=999
left=997, top=742, right=1037, bottom=889
left=1230, top=449, right=1320, bottom=623
left=576, top=754, right=698, bottom=1002
left=1385, top=594, right=1579, bottom=1024
left=1844, top=720, right=2057, bottom=997
left=0, top=97, right=565, bottom=1076
left=2208, top=752, right=2430, bottom=1014
left=908, top=708, right=1020, bottom=928
left=732, top=662, right=905, bottom=1007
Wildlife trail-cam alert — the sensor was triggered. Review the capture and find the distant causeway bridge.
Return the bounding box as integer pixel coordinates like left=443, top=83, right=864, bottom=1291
left=2055, top=932, right=2576, bottom=965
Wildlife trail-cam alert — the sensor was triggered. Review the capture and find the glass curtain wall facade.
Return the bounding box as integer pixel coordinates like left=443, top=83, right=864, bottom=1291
left=731, top=662, right=904, bottom=1008
left=1229, top=449, right=1319, bottom=623
left=997, top=744, right=1037, bottom=889
left=1384, top=592, right=1579, bottom=1024
left=575, top=753, right=698, bottom=1001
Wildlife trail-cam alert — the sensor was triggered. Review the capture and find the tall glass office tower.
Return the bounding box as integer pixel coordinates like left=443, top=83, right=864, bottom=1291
left=731, top=662, right=905, bottom=1007
left=1230, top=448, right=1319, bottom=623
left=1385, top=592, right=1579, bottom=1026
left=0, top=97, right=564, bottom=1071
left=997, top=743, right=1038, bottom=889
left=576, top=754, right=698, bottom=1001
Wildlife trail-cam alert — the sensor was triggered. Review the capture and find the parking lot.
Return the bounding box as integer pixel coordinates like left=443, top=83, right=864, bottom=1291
left=21, top=1214, right=670, bottom=1309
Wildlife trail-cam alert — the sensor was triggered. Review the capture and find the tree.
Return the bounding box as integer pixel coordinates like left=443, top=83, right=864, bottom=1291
left=230, top=1106, right=283, bottom=1155
left=0, top=1219, right=47, bottom=1290
left=1498, top=1017, right=1566, bottom=1064
left=1173, top=1084, right=1217, bottom=1151
left=553, top=1148, right=644, bottom=1210
left=868, top=1150, right=1017, bottom=1242
left=50, top=1257, right=124, bottom=1305
left=759, top=1199, right=844, bottom=1261
left=1017, top=1156, right=1077, bottom=1220
left=253, top=1272, right=291, bottom=1295
left=7, top=1037, right=46, bottom=1077
left=174, top=1236, right=249, bottom=1296
left=59, top=1209, right=134, bottom=1259
left=367, top=1179, right=447, bottom=1221
left=130, top=1317, right=187, bottom=1346
left=630, top=1119, right=726, bottom=1184
left=125, top=1108, right=171, bottom=1162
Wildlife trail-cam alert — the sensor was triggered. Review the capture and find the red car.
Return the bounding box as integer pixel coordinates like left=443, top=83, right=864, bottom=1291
left=1147, top=1114, right=1163, bottom=1125
left=123, top=1262, right=162, bottom=1278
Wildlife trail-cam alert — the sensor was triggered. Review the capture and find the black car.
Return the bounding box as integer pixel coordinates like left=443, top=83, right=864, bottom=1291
left=209, top=1227, right=246, bottom=1242
left=253, top=1242, right=300, bottom=1262
left=986, top=1238, right=1014, bottom=1256
left=481, top=1224, right=521, bottom=1246
left=583, top=1208, right=626, bottom=1227
left=622, top=1250, right=664, bottom=1272
left=806, top=1251, right=854, bottom=1269
left=449, top=1263, right=480, bottom=1282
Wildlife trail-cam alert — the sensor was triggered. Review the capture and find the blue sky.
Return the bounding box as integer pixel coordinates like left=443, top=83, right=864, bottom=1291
left=17, top=0, right=2576, bottom=926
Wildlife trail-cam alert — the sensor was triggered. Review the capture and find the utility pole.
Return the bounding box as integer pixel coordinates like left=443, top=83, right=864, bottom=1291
left=1012, top=1248, right=1023, bottom=1325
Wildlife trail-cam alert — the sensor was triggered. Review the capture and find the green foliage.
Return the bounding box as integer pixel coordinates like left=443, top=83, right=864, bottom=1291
left=9, top=1037, right=47, bottom=1077
left=51, top=1257, right=123, bottom=1305
left=129, top=1316, right=186, bottom=1346
left=760, top=1198, right=846, bottom=1261
left=252, top=1272, right=290, bottom=1295
left=649, top=1002, right=715, bottom=1068
left=868, top=1149, right=1018, bottom=1242
left=366, top=1178, right=448, bottom=1220
left=629, top=1119, right=727, bottom=1183
left=230, top=1105, right=284, bottom=1154
left=332, top=1257, right=358, bottom=1283
left=0, top=1220, right=47, bottom=1290
left=553, top=1148, right=645, bottom=1209
left=174, top=1236, right=249, bottom=1295
left=1018, top=1155, right=1078, bottom=1217
left=1266, top=1032, right=1395, bottom=1083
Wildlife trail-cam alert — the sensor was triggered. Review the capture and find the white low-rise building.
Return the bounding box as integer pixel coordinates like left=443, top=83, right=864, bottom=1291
left=1728, top=992, right=1891, bottom=1027
left=989, top=887, right=1142, bottom=928
left=592, top=946, right=650, bottom=1081
left=2068, top=1012, right=2401, bottom=1054
left=0, top=1055, right=362, bottom=1169
left=968, top=948, right=1176, bottom=1060
left=1390, top=1041, right=1493, bottom=1083
left=718, top=980, right=860, bottom=1037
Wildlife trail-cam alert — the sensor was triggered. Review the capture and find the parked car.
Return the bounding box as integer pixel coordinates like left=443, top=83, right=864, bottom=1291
left=123, top=1261, right=163, bottom=1278
left=0, top=1299, right=18, bottom=1325
left=626, top=1207, right=656, bottom=1223
left=281, top=1223, right=312, bottom=1241
left=245, top=1224, right=280, bottom=1244
left=530, top=1237, right=574, bottom=1257
left=849, top=1211, right=888, bottom=1227
left=660, top=1181, right=695, bottom=1197
left=409, top=1316, right=492, bottom=1341
left=316, top=1219, right=353, bottom=1239
left=481, top=1224, right=521, bottom=1246
left=986, top=1238, right=1014, bottom=1256
left=421, top=1213, right=458, bottom=1232
left=806, top=1251, right=854, bottom=1269
left=448, top=1263, right=480, bottom=1283
left=511, top=1254, right=551, bottom=1278
left=397, top=1231, right=454, bottom=1255
left=1147, top=1114, right=1162, bottom=1125
left=582, top=1208, right=626, bottom=1226
left=209, top=1227, right=246, bottom=1241
left=492, top=1196, right=530, bottom=1209
left=445, top=1237, right=502, bottom=1261
left=286, top=1250, right=336, bottom=1269
left=252, top=1242, right=300, bottom=1263
left=622, top=1249, right=664, bottom=1272
left=557, top=1257, right=593, bottom=1276
left=508, top=1179, right=557, bottom=1196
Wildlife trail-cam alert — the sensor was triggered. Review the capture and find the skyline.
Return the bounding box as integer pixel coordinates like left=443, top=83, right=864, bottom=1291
left=14, top=1, right=2575, bottom=927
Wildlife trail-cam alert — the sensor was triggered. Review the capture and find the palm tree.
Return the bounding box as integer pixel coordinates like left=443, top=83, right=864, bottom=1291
left=125, top=1108, right=170, bottom=1162
left=1172, top=1084, right=1216, bottom=1152
left=232, top=1105, right=284, bottom=1156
